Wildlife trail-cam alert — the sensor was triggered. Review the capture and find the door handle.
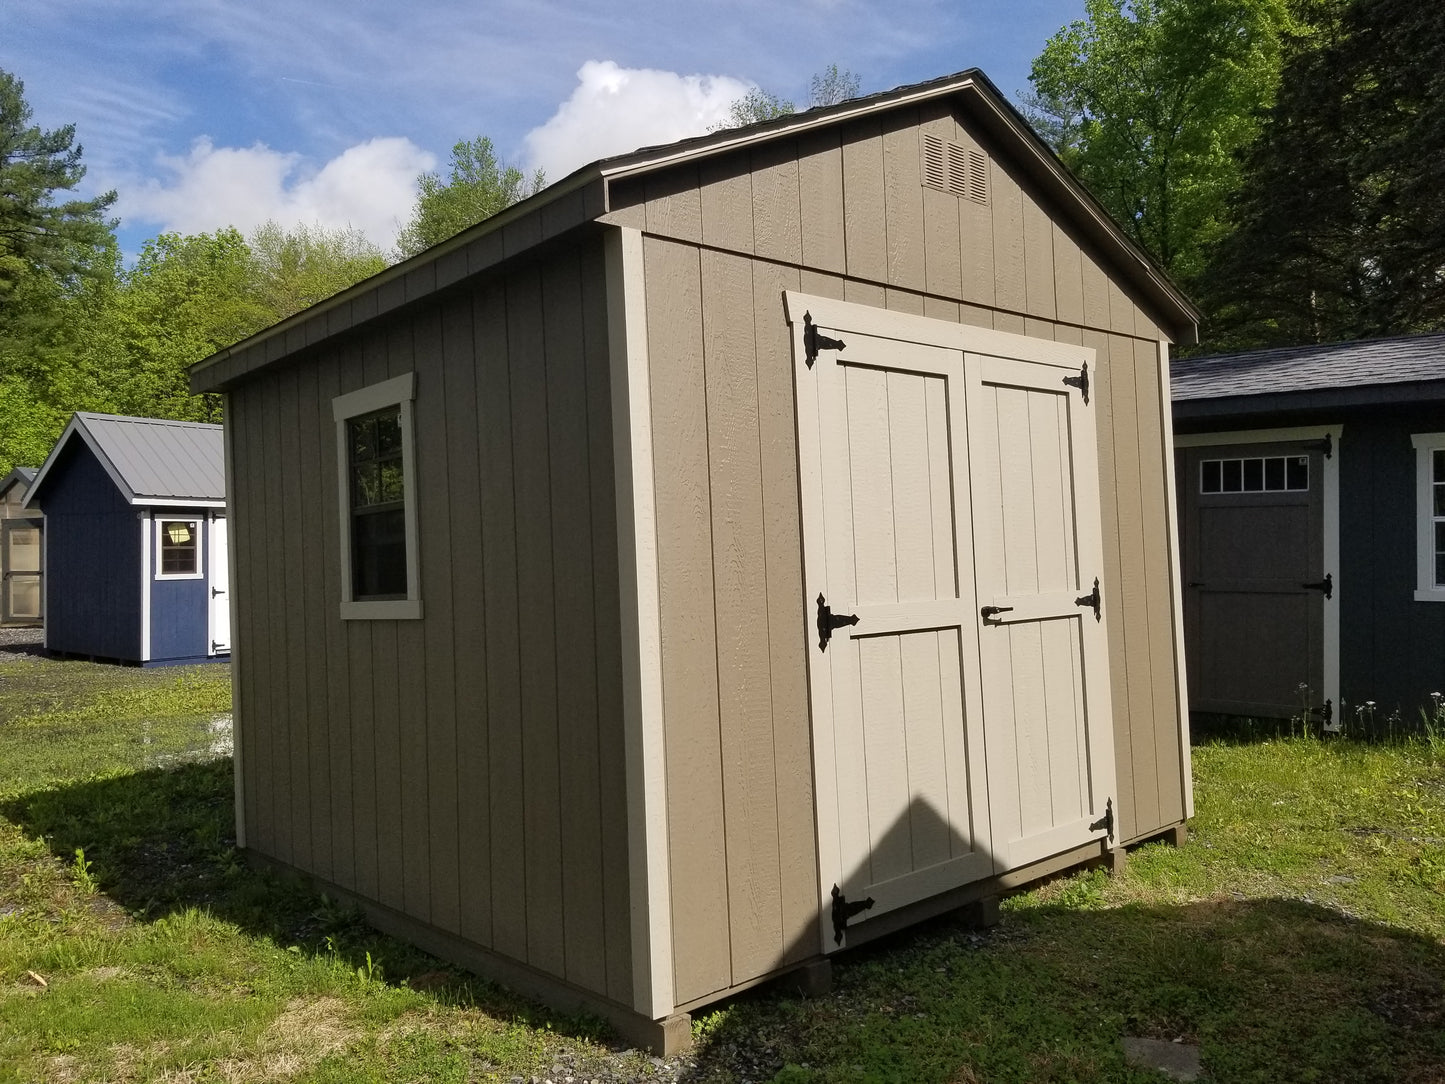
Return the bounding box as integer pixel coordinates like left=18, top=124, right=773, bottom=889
left=1301, top=573, right=1333, bottom=599
left=980, top=605, right=1014, bottom=620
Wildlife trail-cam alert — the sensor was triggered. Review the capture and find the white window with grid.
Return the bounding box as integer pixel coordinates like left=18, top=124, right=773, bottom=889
left=1412, top=433, right=1445, bottom=601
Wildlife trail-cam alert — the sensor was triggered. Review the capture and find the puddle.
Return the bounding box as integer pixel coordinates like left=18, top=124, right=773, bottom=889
left=141, top=713, right=233, bottom=768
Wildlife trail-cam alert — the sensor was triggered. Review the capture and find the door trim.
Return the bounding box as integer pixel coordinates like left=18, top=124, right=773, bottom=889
left=1175, top=425, right=1341, bottom=724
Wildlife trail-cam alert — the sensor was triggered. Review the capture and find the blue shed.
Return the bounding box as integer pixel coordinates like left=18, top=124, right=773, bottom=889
left=24, top=413, right=229, bottom=666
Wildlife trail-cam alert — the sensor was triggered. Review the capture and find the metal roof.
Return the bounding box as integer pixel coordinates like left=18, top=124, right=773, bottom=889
left=26, top=413, right=225, bottom=508
left=0, top=466, right=37, bottom=497
left=192, top=68, right=1199, bottom=394
left=1173, top=332, right=1445, bottom=403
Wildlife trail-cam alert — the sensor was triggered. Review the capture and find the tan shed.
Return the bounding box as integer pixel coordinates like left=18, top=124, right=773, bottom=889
left=191, top=69, right=1198, bottom=1053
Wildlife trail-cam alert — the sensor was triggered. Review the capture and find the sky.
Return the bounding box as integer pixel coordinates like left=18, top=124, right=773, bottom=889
left=5, top=0, right=1087, bottom=259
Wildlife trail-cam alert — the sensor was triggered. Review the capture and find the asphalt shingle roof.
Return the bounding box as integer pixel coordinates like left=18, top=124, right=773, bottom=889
left=1172, top=332, right=1445, bottom=402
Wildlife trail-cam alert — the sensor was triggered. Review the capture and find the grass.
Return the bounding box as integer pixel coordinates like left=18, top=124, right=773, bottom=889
left=1, top=649, right=1443, bottom=1082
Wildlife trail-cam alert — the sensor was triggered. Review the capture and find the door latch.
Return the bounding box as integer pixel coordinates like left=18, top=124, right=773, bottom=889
left=980, top=605, right=1014, bottom=620
left=816, top=594, right=859, bottom=651
left=1301, top=573, right=1333, bottom=599
left=1075, top=577, right=1102, bottom=621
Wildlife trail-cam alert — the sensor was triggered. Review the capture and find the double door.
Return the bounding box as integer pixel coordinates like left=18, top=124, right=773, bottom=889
left=790, top=295, right=1115, bottom=946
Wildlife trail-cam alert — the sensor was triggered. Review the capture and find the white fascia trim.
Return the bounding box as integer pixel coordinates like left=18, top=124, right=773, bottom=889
left=332, top=372, right=423, bottom=620
left=1410, top=433, right=1445, bottom=602
left=131, top=497, right=226, bottom=509
left=139, top=512, right=152, bottom=662
left=1175, top=424, right=1342, bottom=722
left=605, top=225, right=675, bottom=1018
left=1157, top=344, right=1194, bottom=819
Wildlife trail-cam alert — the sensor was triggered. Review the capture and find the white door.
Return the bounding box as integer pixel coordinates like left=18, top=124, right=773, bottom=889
left=209, top=513, right=230, bottom=655
left=790, top=293, right=1116, bottom=949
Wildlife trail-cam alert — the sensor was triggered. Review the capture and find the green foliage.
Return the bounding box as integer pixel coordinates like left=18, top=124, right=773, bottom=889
left=0, top=68, right=116, bottom=307
left=1029, top=0, right=1294, bottom=285
left=809, top=64, right=862, bottom=108
left=248, top=219, right=387, bottom=320
left=1200, top=0, right=1445, bottom=349
left=394, top=137, right=543, bottom=259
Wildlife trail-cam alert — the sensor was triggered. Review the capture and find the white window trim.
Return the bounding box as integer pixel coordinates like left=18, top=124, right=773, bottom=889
left=332, top=372, right=422, bottom=620
left=154, top=515, right=204, bottom=581
left=1411, top=433, right=1445, bottom=602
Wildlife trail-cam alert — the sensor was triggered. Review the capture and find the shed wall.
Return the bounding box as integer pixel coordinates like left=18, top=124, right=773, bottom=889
left=227, top=237, right=633, bottom=1005
left=613, top=99, right=1186, bottom=1006
left=41, top=445, right=142, bottom=660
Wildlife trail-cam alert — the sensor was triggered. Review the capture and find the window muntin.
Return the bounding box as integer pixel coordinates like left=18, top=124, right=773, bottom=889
left=332, top=372, right=421, bottom=620
left=156, top=518, right=202, bottom=579
left=1200, top=455, right=1308, bottom=494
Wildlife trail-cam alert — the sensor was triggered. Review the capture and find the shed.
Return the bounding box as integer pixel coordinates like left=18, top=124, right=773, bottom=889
left=191, top=69, right=1198, bottom=1052
left=25, top=413, right=230, bottom=665
left=1, top=467, right=43, bottom=627
left=1174, top=331, right=1445, bottom=727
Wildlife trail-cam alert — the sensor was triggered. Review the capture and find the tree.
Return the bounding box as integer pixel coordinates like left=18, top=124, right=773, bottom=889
left=248, top=220, right=387, bottom=320
left=716, top=65, right=863, bottom=129
left=1200, top=0, right=1445, bottom=348
left=395, top=138, right=543, bottom=259
left=1028, top=0, right=1293, bottom=286
left=0, top=69, right=116, bottom=305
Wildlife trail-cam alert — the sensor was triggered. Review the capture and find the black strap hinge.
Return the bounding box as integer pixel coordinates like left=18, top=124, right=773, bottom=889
left=831, top=883, right=874, bottom=945
left=1090, top=797, right=1115, bottom=842
left=1062, top=361, right=1090, bottom=404
left=816, top=594, right=859, bottom=651
left=1306, top=433, right=1332, bottom=459
left=1075, top=577, right=1101, bottom=621
left=804, top=312, right=846, bottom=369
left=1301, top=572, right=1333, bottom=599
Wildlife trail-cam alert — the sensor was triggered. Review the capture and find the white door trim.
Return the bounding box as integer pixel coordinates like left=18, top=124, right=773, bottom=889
left=1175, top=425, right=1342, bottom=724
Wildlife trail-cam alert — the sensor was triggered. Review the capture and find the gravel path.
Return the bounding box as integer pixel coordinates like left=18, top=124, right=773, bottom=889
left=0, top=626, right=44, bottom=655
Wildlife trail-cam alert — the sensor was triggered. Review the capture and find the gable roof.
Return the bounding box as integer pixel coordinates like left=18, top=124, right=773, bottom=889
left=192, top=68, right=1199, bottom=395
left=1, top=467, right=37, bottom=499
left=25, top=413, right=226, bottom=509
left=1172, top=331, right=1445, bottom=419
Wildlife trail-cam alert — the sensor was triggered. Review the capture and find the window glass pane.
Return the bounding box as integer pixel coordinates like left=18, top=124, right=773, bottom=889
left=1434, top=449, right=1445, bottom=484
left=1222, top=459, right=1243, bottom=492
left=1437, top=551, right=1445, bottom=589
left=352, top=462, right=381, bottom=508
left=1287, top=456, right=1308, bottom=490
left=353, top=509, right=407, bottom=598
left=350, top=416, right=376, bottom=462
left=8, top=526, right=40, bottom=572
left=379, top=461, right=404, bottom=502
left=1201, top=460, right=1221, bottom=493
left=1243, top=458, right=1264, bottom=491
left=159, top=521, right=198, bottom=575
left=377, top=413, right=402, bottom=454
left=1436, top=520, right=1445, bottom=554
left=1264, top=457, right=1285, bottom=490
left=8, top=576, right=40, bottom=619
left=1435, top=483, right=1445, bottom=519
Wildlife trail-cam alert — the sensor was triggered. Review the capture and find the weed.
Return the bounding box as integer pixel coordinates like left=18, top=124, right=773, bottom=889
left=70, top=847, right=97, bottom=895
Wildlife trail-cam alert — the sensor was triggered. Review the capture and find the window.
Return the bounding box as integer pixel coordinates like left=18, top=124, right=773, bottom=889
left=1412, top=433, right=1445, bottom=601
left=156, top=518, right=202, bottom=579
left=333, top=373, right=422, bottom=619
left=1200, top=455, right=1308, bottom=494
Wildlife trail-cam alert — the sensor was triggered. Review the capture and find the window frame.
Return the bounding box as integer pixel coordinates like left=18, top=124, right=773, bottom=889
left=332, top=373, right=422, bottom=620
left=154, top=516, right=204, bottom=581
left=1412, top=432, right=1445, bottom=602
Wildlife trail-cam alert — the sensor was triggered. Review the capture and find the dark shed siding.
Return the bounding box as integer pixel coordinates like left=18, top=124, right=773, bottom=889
left=42, top=444, right=141, bottom=660
left=1338, top=408, right=1445, bottom=716
left=229, top=236, right=633, bottom=1004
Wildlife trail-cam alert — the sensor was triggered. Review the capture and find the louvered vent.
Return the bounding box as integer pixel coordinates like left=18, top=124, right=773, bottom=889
left=921, top=135, right=990, bottom=205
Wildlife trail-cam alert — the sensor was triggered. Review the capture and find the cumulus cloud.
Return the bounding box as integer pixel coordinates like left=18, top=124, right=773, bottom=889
left=118, top=136, right=435, bottom=252
left=523, top=61, right=754, bottom=182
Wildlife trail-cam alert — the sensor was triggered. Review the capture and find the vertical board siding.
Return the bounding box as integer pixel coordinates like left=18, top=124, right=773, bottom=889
left=232, top=238, right=630, bottom=1006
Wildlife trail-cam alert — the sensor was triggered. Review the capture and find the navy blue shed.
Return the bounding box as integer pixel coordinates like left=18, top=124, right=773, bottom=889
left=25, top=413, right=230, bottom=665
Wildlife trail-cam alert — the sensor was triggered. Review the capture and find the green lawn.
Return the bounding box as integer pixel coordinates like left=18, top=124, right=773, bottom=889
left=1, top=651, right=1443, bottom=1082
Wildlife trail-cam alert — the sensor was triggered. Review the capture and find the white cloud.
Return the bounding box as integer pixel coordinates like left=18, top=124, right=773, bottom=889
left=118, top=136, right=435, bottom=252
left=522, top=61, right=754, bottom=182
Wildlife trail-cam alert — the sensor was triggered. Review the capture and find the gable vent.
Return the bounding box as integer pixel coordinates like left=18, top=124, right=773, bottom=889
left=922, top=134, right=990, bottom=206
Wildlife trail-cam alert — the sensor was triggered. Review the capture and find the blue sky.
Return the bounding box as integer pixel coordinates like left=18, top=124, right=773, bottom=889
left=6, top=0, right=1086, bottom=257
